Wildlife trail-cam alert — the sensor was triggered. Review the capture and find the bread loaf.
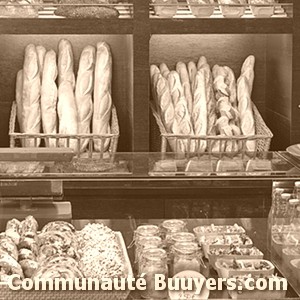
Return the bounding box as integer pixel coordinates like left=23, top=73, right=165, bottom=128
left=240, top=55, right=255, bottom=95
left=159, top=63, right=170, bottom=78
left=36, top=45, right=46, bottom=79
left=41, top=50, right=58, bottom=148
left=150, top=65, right=161, bottom=112
left=155, top=73, right=175, bottom=133
left=176, top=62, right=193, bottom=116
left=75, top=45, right=96, bottom=152
left=197, top=56, right=208, bottom=70
left=16, top=69, right=23, bottom=133
left=187, top=61, right=197, bottom=94
left=22, top=44, right=41, bottom=147
left=193, top=69, right=207, bottom=152
left=223, top=66, right=237, bottom=109
left=168, top=71, right=194, bottom=152
left=57, top=81, right=78, bottom=151
left=93, top=42, right=112, bottom=152
left=237, top=76, right=255, bottom=151
left=58, top=39, right=75, bottom=89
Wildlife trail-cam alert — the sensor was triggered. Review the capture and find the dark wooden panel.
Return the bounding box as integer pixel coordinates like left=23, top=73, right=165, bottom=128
left=0, top=102, right=13, bottom=147
left=0, top=19, right=133, bottom=35
left=266, top=108, right=291, bottom=150
left=291, top=0, right=300, bottom=144
left=0, top=34, right=134, bottom=151
left=266, top=34, right=292, bottom=120
left=150, top=19, right=293, bottom=35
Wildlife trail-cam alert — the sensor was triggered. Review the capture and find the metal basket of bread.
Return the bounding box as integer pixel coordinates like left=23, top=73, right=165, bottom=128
left=9, top=39, right=119, bottom=159
left=0, top=216, right=133, bottom=300
left=150, top=55, right=273, bottom=154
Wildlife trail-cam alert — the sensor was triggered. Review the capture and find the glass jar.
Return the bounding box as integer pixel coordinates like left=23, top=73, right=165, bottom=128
left=136, top=236, right=163, bottom=274
left=294, top=182, right=300, bottom=200
left=152, top=0, right=178, bottom=18
left=140, top=248, right=168, bottom=299
left=131, top=225, right=160, bottom=267
left=160, top=219, right=187, bottom=243
left=172, top=242, right=202, bottom=276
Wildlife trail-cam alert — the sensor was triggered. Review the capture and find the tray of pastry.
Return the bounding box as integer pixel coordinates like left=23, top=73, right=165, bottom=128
left=148, top=152, right=300, bottom=177
left=149, top=0, right=292, bottom=19
left=0, top=1, right=133, bottom=19
left=0, top=216, right=133, bottom=300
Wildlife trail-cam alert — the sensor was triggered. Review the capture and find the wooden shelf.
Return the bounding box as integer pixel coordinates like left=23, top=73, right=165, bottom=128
left=150, top=18, right=293, bottom=34
left=0, top=18, right=134, bottom=34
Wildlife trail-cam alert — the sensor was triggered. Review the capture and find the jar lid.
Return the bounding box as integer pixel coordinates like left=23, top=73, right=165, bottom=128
left=274, top=188, right=284, bottom=193
left=289, top=199, right=300, bottom=205
left=143, top=248, right=167, bottom=260
left=173, top=242, right=199, bottom=254
left=161, top=219, right=186, bottom=230
left=295, top=182, right=300, bottom=188
left=281, top=193, right=292, bottom=200
left=171, top=232, right=195, bottom=243
left=135, top=225, right=160, bottom=236
left=139, top=236, right=162, bottom=247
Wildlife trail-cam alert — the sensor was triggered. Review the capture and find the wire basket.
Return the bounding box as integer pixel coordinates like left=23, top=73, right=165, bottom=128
left=9, top=101, right=119, bottom=159
left=151, top=102, right=273, bottom=155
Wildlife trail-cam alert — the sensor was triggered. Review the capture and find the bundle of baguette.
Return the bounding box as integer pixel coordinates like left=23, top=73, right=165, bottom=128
left=0, top=216, right=126, bottom=282
left=15, top=39, right=116, bottom=153
left=150, top=55, right=257, bottom=153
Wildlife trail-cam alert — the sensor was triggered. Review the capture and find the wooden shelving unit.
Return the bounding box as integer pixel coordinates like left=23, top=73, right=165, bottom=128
left=0, top=0, right=298, bottom=152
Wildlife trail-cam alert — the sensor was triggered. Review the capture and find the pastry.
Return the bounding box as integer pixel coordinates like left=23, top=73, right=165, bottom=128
left=41, top=221, right=76, bottom=233
left=5, top=218, right=21, bottom=245
left=93, top=42, right=113, bottom=152
left=75, top=45, right=95, bottom=152
left=41, top=50, right=58, bottom=147
left=0, top=236, right=18, bottom=261
left=19, top=248, right=36, bottom=262
left=20, top=259, right=39, bottom=278
left=20, top=216, right=38, bottom=239
left=18, top=237, right=39, bottom=256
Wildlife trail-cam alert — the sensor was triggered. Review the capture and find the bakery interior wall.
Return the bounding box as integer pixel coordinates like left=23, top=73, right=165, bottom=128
left=149, top=34, right=293, bottom=151
left=0, top=34, right=134, bottom=151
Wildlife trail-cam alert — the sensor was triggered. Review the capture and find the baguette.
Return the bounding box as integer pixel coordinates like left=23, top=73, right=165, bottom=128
left=155, top=73, right=175, bottom=133
left=197, top=56, right=208, bottom=70
left=168, top=71, right=194, bottom=152
left=57, top=81, right=78, bottom=151
left=187, top=61, right=197, bottom=94
left=159, top=63, right=170, bottom=79
left=150, top=65, right=161, bottom=112
left=212, top=65, right=229, bottom=99
left=237, top=76, right=255, bottom=152
left=223, top=66, right=237, bottom=109
left=193, top=69, right=207, bottom=152
left=58, top=39, right=75, bottom=89
left=75, top=45, right=96, bottom=152
left=93, top=42, right=112, bottom=152
left=41, top=50, right=58, bottom=148
left=22, top=44, right=41, bottom=147
left=176, top=62, right=193, bottom=116
left=16, top=69, right=23, bottom=133
left=240, top=55, right=255, bottom=95
left=36, top=45, right=46, bottom=79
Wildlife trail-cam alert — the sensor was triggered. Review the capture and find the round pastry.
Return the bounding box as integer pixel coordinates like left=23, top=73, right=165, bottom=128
left=20, top=259, right=39, bottom=278
left=0, top=250, right=24, bottom=279
left=19, top=248, right=36, bottom=262
left=42, top=254, right=79, bottom=269
left=20, top=216, right=38, bottom=238
left=5, top=218, right=21, bottom=245
left=41, top=221, right=76, bottom=233
left=0, top=236, right=18, bottom=261
left=33, top=264, right=84, bottom=280
left=18, top=237, right=39, bottom=256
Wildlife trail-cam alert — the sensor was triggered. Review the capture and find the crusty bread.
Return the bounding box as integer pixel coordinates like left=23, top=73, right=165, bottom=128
left=15, top=69, right=23, bottom=134
left=58, top=39, right=75, bottom=89
left=57, top=81, right=78, bottom=151
left=41, top=50, right=58, bottom=148
left=224, top=66, right=237, bottom=109
left=160, top=63, right=170, bottom=79
left=75, top=45, right=96, bottom=152
left=22, top=44, right=41, bottom=147
left=187, top=61, right=197, bottom=94
left=240, top=55, right=255, bottom=95
left=155, top=73, right=175, bottom=133
left=176, top=62, right=193, bottom=116
left=193, top=69, right=207, bottom=152
left=36, top=45, right=46, bottom=79
left=93, top=42, right=112, bottom=152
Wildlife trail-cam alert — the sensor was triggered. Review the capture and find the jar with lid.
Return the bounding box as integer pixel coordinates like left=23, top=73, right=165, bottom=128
left=172, top=242, right=202, bottom=276
left=131, top=225, right=160, bottom=268
left=139, top=248, right=168, bottom=299
left=136, top=236, right=162, bottom=274
left=160, top=219, right=187, bottom=242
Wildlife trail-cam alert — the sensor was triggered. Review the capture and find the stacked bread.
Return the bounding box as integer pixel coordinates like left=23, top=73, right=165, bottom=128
left=150, top=55, right=256, bottom=153
left=15, top=39, right=114, bottom=153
